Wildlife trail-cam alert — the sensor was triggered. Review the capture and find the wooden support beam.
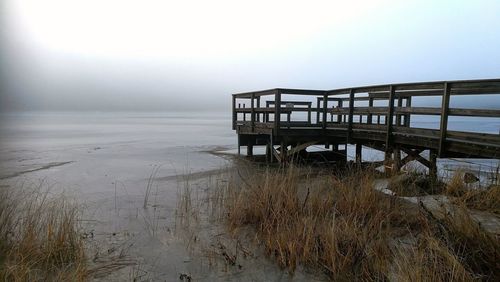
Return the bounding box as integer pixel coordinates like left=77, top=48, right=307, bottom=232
left=322, top=94, right=328, bottom=130
left=237, top=135, right=241, bottom=156
left=404, top=97, right=412, bottom=127
left=272, top=146, right=281, bottom=163
left=400, top=147, right=431, bottom=168
left=316, top=97, right=321, bottom=125
left=247, top=144, right=253, bottom=156
left=280, top=141, right=288, bottom=164
left=270, top=134, right=274, bottom=163
left=251, top=94, right=255, bottom=132
left=232, top=95, right=237, bottom=130
left=266, top=141, right=272, bottom=163
left=347, top=89, right=355, bottom=143
left=307, top=104, right=311, bottom=124
left=396, top=97, right=403, bottom=126
left=367, top=98, right=373, bottom=124
left=288, top=141, right=318, bottom=156
left=384, top=150, right=393, bottom=176
left=400, top=148, right=424, bottom=166
left=256, top=97, right=261, bottom=122
left=355, top=143, right=362, bottom=165
left=275, top=89, right=281, bottom=135
left=393, top=147, right=401, bottom=172
left=439, top=82, right=451, bottom=157
left=385, top=85, right=396, bottom=153
left=338, top=100, right=343, bottom=123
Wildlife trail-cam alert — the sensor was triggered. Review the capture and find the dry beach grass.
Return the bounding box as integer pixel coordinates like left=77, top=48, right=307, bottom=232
left=0, top=185, right=87, bottom=281
left=178, top=164, right=500, bottom=281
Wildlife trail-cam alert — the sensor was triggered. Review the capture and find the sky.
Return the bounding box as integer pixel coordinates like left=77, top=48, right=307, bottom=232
left=1, top=0, right=499, bottom=112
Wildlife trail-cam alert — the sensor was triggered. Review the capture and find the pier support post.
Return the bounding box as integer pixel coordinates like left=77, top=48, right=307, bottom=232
left=393, top=147, right=401, bottom=172
left=269, top=134, right=274, bottom=163
left=237, top=135, right=241, bottom=156
left=280, top=141, right=288, bottom=164
left=266, top=142, right=272, bottom=163
left=247, top=144, right=253, bottom=157
left=384, top=150, right=393, bottom=176
left=355, top=143, right=362, bottom=166
left=332, top=144, right=338, bottom=151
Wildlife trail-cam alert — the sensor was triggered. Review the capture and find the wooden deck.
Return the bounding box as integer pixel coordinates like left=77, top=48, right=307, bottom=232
left=232, top=79, right=500, bottom=173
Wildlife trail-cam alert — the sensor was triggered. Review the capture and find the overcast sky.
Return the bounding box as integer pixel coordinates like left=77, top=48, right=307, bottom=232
left=1, top=0, right=499, bottom=112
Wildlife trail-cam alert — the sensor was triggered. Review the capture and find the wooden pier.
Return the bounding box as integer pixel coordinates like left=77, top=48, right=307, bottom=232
left=232, top=79, right=500, bottom=174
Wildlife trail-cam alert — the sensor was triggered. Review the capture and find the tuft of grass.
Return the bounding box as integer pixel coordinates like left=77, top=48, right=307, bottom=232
left=393, top=234, right=473, bottom=281
left=439, top=205, right=500, bottom=280
left=0, top=185, right=86, bottom=281
left=446, top=170, right=469, bottom=196
left=445, top=169, right=500, bottom=215
left=395, top=202, right=500, bottom=281
left=453, top=185, right=500, bottom=215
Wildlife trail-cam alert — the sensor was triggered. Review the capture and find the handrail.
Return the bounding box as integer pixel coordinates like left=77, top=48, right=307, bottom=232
left=232, top=78, right=500, bottom=98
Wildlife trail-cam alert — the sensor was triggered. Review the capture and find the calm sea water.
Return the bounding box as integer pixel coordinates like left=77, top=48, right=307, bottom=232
left=1, top=112, right=498, bottom=184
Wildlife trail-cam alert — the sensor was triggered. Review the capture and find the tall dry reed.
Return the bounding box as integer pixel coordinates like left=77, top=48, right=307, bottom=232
left=0, top=185, right=86, bottom=281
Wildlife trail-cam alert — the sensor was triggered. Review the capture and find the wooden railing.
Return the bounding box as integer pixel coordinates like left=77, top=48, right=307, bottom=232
left=232, top=79, right=500, bottom=158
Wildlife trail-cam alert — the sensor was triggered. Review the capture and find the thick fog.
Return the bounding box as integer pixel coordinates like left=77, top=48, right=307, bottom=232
left=1, top=0, right=500, bottom=112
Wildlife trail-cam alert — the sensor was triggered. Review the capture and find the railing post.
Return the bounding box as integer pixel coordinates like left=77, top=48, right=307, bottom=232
left=367, top=97, right=373, bottom=124
left=251, top=94, right=255, bottom=132
left=439, top=82, right=451, bottom=157
left=232, top=95, right=236, bottom=130
left=316, top=97, right=321, bottom=124
left=322, top=94, right=328, bottom=130
left=347, top=89, right=355, bottom=143
left=396, top=97, right=403, bottom=126
left=404, top=97, right=412, bottom=127
left=274, top=89, right=281, bottom=135
left=307, top=103, right=311, bottom=124
left=338, top=100, right=343, bottom=123
left=265, top=101, right=270, bottom=122
left=385, top=85, right=396, bottom=153
left=256, top=96, right=261, bottom=122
